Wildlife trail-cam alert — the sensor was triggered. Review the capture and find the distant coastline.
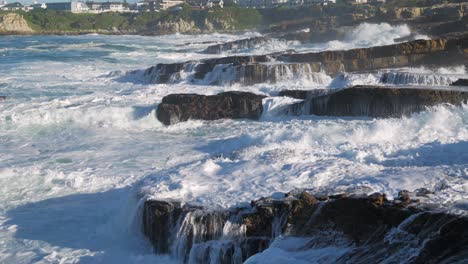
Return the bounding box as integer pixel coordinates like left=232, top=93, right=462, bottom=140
left=1, top=0, right=467, bottom=37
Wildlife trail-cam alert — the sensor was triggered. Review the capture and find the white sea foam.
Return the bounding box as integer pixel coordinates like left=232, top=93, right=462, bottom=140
left=0, top=30, right=467, bottom=264
left=323, top=23, right=428, bottom=51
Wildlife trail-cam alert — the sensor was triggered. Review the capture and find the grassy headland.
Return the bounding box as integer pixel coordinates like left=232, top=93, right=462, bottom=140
left=0, top=0, right=466, bottom=35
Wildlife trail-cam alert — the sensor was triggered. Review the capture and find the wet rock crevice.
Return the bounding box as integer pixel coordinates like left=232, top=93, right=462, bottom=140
left=142, top=191, right=468, bottom=264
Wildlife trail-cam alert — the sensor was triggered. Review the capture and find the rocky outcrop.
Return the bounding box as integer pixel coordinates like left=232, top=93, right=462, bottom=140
left=134, top=35, right=468, bottom=86
left=278, top=36, right=468, bottom=74
left=153, top=19, right=197, bottom=35
left=142, top=191, right=468, bottom=264
left=289, top=85, right=468, bottom=118
left=278, top=89, right=331, bottom=99
left=451, top=78, right=468, bottom=86
left=203, top=17, right=236, bottom=32
left=203, top=37, right=271, bottom=54
left=380, top=71, right=461, bottom=86
left=156, top=91, right=265, bottom=125
left=0, top=13, right=34, bottom=34
left=155, top=85, right=468, bottom=126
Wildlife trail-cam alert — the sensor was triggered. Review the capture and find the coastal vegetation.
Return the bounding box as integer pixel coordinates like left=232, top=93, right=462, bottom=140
left=0, top=0, right=466, bottom=35
left=2, top=6, right=262, bottom=34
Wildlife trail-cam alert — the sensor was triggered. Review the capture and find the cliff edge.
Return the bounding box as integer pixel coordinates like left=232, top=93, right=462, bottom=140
left=0, top=13, right=34, bottom=34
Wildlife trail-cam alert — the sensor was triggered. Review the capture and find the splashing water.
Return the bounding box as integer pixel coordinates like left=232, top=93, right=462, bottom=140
left=0, top=27, right=466, bottom=264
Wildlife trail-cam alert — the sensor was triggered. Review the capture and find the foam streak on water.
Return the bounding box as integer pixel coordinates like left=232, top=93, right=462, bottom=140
left=0, top=26, right=467, bottom=263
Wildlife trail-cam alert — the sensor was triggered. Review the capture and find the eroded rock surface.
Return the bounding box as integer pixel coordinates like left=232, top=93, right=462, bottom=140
left=156, top=91, right=265, bottom=125
left=0, top=13, right=34, bottom=34
left=289, top=85, right=468, bottom=118
left=142, top=191, right=468, bottom=264
left=134, top=35, right=468, bottom=86
left=203, top=37, right=271, bottom=54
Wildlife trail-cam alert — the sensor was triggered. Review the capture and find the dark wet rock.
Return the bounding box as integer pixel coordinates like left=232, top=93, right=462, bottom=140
left=243, top=199, right=292, bottom=237
left=134, top=35, right=468, bottom=86
left=142, top=200, right=184, bottom=254
left=156, top=91, right=265, bottom=126
left=415, top=188, right=434, bottom=197
left=143, top=190, right=468, bottom=264
left=289, top=85, right=468, bottom=118
left=289, top=191, right=319, bottom=228
left=411, top=215, right=468, bottom=264
left=142, top=200, right=274, bottom=264
left=203, top=37, right=271, bottom=54
left=451, top=78, right=468, bottom=86
left=278, top=89, right=331, bottom=100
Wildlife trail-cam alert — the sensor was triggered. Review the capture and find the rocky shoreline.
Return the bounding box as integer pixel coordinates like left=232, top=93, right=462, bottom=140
left=1, top=2, right=467, bottom=36
left=154, top=84, right=468, bottom=125
left=143, top=190, right=468, bottom=263
left=133, top=34, right=468, bottom=86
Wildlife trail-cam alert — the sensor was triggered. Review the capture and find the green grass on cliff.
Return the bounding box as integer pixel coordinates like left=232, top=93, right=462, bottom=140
left=6, top=0, right=465, bottom=34
left=13, top=7, right=261, bottom=33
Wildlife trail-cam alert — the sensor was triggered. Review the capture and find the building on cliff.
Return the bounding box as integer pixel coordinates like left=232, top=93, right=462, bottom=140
left=144, top=0, right=185, bottom=11
left=31, top=2, right=47, bottom=9
left=46, top=1, right=90, bottom=13
left=235, top=0, right=335, bottom=9
left=206, top=0, right=223, bottom=8
left=86, top=1, right=130, bottom=13
left=0, top=2, right=27, bottom=11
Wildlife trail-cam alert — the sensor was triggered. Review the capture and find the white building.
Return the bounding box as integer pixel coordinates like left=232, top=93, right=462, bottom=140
left=0, top=0, right=7, bottom=8
left=144, top=0, right=185, bottom=11
left=135, top=1, right=149, bottom=11
left=87, top=1, right=130, bottom=13
left=0, top=2, right=24, bottom=10
left=206, top=0, right=223, bottom=8
left=46, top=1, right=89, bottom=13
left=31, top=2, right=47, bottom=9
left=236, top=0, right=334, bottom=9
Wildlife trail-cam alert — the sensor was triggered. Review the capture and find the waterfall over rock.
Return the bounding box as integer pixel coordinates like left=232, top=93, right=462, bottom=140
left=203, top=37, right=272, bottom=54
left=288, top=85, right=468, bottom=118
left=142, top=191, right=468, bottom=264
left=143, top=201, right=278, bottom=264
left=380, top=72, right=462, bottom=86
left=126, top=34, right=468, bottom=87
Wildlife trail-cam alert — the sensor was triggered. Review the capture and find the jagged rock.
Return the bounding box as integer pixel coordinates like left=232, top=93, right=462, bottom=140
left=203, top=37, right=271, bottom=54
left=156, top=91, right=265, bottom=125
left=289, top=85, right=468, bottom=118
left=243, top=199, right=291, bottom=237
left=143, top=190, right=468, bottom=264
left=411, top=215, right=468, bottom=264
left=153, top=19, right=197, bottom=34
left=289, top=191, right=319, bottom=228
left=0, top=13, right=34, bottom=34
left=415, top=188, right=434, bottom=197
left=278, top=37, right=468, bottom=74
left=142, top=200, right=184, bottom=254
left=136, top=35, right=468, bottom=86
left=451, top=78, right=468, bottom=86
